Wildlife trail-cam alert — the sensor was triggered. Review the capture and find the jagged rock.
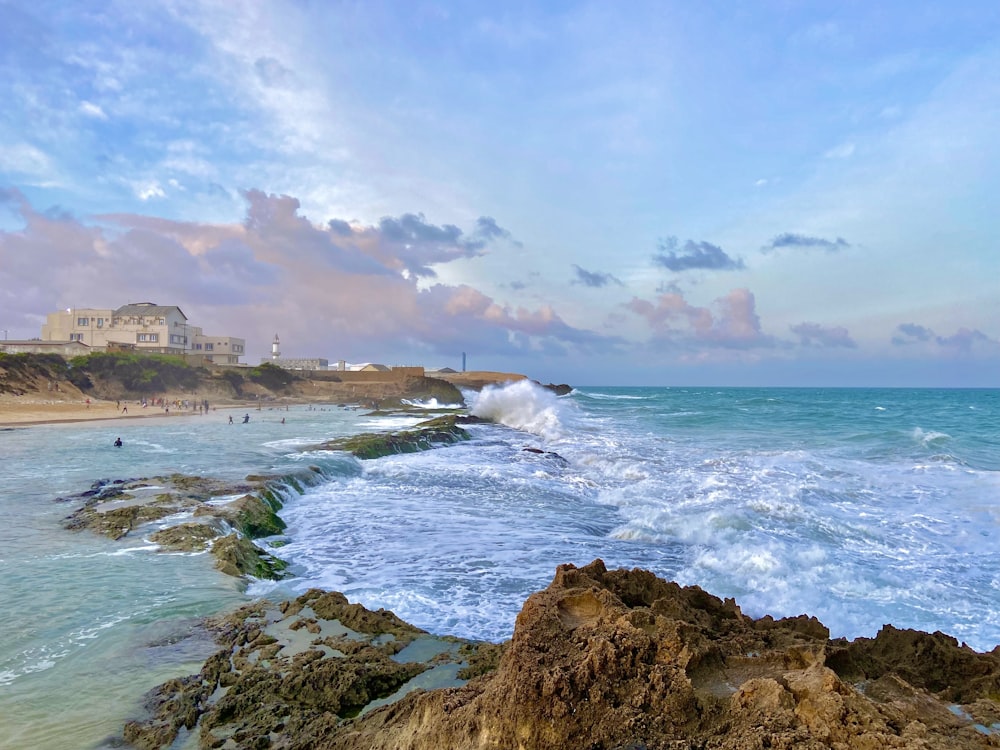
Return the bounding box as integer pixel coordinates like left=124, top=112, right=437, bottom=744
left=339, top=560, right=1000, bottom=750
left=122, top=562, right=1000, bottom=749
left=122, top=590, right=471, bottom=749
left=541, top=382, right=573, bottom=396
left=521, top=446, right=568, bottom=464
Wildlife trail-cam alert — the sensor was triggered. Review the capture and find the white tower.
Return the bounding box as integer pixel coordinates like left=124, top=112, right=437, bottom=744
left=272, top=333, right=281, bottom=360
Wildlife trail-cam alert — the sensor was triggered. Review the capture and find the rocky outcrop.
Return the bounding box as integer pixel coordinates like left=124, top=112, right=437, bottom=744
left=122, top=560, right=1000, bottom=749
left=540, top=382, right=573, bottom=396
left=60, top=471, right=322, bottom=579
left=314, top=415, right=485, bottom=459
left=211, top=533, right=289, bottom=579
left=122, top=590, right=494, bottom=750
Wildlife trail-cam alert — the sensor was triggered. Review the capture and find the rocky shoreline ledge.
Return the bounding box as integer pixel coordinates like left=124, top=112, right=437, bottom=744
left=120, top=559, right=1000, bottom=749
left=59, top=414, right=481, bottom=579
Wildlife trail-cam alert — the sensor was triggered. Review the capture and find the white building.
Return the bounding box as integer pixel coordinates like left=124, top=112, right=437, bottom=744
left=40, top=302, right=245, bottom=364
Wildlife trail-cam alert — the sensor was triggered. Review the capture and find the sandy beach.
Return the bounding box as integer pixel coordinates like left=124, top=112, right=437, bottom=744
left=0, top=395, right=220, bottom=427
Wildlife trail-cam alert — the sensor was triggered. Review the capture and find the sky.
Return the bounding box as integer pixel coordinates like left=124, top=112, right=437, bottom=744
left=1, top=0, right=998, bottom=387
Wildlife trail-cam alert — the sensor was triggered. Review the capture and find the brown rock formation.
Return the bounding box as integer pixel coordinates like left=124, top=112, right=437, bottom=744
left=124, top=560, right=1000, bottom=749
left=342, top=560, right=1000, bottom=749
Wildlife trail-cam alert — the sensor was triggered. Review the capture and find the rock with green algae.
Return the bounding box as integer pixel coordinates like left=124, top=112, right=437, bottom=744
left=194, top=492, right=286, bottom=538
left=59, top=472, right=313, bottom=579
left=315, top=414, right=485, bottom=459
left=62, top=475, right=262, bottom=539
left=211, top=533, right=288, bottom=579
left=66, top=502, right=179, bottom=541
left=148, top=522, right=221, bottom=552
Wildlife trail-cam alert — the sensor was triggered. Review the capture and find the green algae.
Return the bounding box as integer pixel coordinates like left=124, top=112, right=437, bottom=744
left=212, top=534, right=289, bottom=580
left=316, top=414, right=478, bottom=459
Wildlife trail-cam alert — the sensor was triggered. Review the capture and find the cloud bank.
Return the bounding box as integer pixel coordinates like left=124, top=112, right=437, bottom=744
left=626, top=288, right=773, bottom=352
left=0, top=189, right=615, bottom=364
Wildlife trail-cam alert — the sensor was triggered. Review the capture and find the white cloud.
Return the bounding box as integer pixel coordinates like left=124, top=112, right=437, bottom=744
left=135, top=181, right=166, bottom=201
left=79, top=101, right=108, bottom=120
left=0, top=142, right=54, bottom=178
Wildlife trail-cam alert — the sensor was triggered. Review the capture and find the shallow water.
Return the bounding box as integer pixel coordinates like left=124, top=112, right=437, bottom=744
left=1, top=387, right=999, bottom=749
left=0, top=405, right=361, bottom=749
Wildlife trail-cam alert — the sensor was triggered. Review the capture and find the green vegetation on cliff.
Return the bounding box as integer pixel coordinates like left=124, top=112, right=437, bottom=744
left=247, top=361, right=300, bottom=390
left=68, top=351, right=204, bottom=393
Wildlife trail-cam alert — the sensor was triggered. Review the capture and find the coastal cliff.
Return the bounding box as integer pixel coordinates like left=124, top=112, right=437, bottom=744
left=0, top=352, right=471, bottom=406
left=124, top=560, right=1000, bottom=749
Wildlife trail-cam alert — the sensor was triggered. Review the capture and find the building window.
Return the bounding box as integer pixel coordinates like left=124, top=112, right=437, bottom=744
left=70, top=333, right=83, bottom=341
left=138, top=333, right=159, bottom=342
left=194, top=343, right=202, bottom=350
left=77, top=317, right=89, bottom=326
left=169, top=334, right=186, bottom=344
left=96, top=318, right=104, bottom=328
left=204, top=343, right=214, bottom=351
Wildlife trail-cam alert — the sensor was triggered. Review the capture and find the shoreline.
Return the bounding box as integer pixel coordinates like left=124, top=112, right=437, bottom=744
left=0, top=397, right=263, bottom=428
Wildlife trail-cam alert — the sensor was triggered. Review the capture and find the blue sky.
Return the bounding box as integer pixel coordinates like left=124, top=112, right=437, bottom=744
left=1, top=0, right=998, bottom=386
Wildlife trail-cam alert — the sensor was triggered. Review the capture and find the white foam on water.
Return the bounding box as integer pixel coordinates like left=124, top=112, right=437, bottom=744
left=105, top=544, right=160, bottom=555
left=580, top=391, right=652, bottom=401
left=470, top=380, right=568, bottom=441
left=401, top=397, right=463, bottom=409
left=359, top=415, right=429, bottom=429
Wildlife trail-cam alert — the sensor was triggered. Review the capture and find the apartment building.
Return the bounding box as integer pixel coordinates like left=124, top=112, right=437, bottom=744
left=40, top=302, right=245, bottom=364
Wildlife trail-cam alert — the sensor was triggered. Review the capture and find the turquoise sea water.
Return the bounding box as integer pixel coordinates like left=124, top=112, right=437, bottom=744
left=1, top=385, right=998, bottom=748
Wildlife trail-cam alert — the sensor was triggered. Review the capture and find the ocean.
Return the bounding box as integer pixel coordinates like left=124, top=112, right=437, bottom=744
left=1, top=383, right=998, bottom=749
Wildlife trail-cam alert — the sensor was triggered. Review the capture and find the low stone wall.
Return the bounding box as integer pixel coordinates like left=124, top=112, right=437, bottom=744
left=304, top=369, right=425, bottom=383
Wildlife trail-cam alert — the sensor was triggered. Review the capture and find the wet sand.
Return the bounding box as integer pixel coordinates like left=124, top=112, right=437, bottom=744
left=0, top=396, right=207, bottom=427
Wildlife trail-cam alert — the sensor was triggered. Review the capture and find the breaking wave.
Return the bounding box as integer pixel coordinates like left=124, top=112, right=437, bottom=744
left=470, top=380, right=568, bottom=441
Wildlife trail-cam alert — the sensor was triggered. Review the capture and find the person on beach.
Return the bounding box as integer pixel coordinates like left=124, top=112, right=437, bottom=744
left=228, top=415, right=233, bottom=424
left=242, top=413, right=250, bottom=423
left=121, top=405, right=127, bottom=414
left=113, top=437, right=122, bottom=447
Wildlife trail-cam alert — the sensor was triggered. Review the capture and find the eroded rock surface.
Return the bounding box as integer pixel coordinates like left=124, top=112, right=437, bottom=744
left=123, top=590, right=491, bottom=750
left=60, top=471, right=317, bottom=579
left=123, top=560, right=1000, bottom=749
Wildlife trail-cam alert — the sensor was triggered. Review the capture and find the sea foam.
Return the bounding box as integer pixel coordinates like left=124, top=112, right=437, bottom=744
left=470, top=380, right=567, bottom=441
